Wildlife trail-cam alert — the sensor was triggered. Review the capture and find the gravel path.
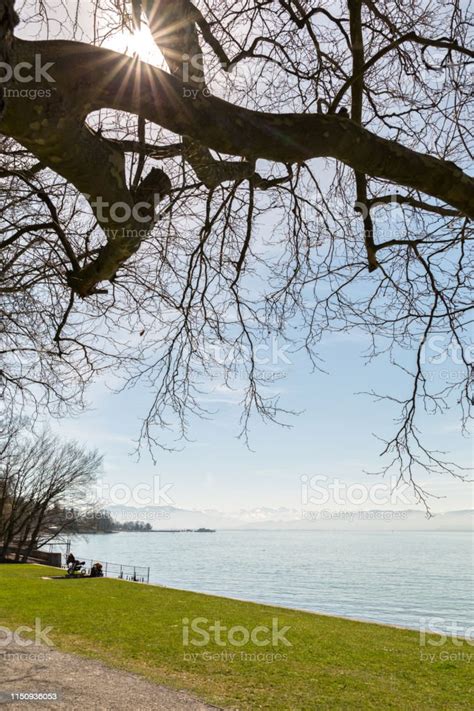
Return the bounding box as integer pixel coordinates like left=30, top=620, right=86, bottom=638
left=0, top=645, right=222, bottom=710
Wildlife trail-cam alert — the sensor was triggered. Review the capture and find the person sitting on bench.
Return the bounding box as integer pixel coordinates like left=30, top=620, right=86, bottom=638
left=90, top=562, right=103, bottom=578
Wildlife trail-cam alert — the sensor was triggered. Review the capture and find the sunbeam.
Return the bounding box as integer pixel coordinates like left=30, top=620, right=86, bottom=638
left=107, top=25, right=161, bottom=63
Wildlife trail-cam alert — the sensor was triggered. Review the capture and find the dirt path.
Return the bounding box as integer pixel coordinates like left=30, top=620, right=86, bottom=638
left=0, top=645, right=222, bottom=710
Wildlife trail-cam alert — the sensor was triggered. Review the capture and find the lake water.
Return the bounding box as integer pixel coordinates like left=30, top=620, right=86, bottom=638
left=72, top=530, right=473, bottom=636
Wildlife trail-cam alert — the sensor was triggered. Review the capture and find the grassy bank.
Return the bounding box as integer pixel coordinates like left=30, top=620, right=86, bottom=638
left=0, top=564, right=471, bottom=709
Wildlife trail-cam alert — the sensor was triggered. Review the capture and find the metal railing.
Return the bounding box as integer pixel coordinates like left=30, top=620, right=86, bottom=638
left=63, top=554, right=150, bottom=584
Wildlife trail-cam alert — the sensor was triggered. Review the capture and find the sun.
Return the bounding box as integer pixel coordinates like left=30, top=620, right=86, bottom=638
left=107, top=26, right=161, bottom=63
left=126, top=26, right=160, bottom=61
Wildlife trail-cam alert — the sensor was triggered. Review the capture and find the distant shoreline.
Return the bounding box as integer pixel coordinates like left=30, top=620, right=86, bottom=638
left=78, top=528, right=216, bottom=534
left=80, top=527, right=472, bottom=533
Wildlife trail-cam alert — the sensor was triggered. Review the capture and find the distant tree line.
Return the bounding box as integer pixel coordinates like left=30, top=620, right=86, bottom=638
left=119, top=520, right=152, bottom=532
left=69, top=508, right=152, bottom=533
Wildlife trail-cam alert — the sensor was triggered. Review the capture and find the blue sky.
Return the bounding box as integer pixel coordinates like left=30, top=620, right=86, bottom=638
left=53, top=325, right=473, bottom=515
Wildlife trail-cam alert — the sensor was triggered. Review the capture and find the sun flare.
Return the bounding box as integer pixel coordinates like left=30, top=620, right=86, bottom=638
left=108, top=26, right=161, bottom=63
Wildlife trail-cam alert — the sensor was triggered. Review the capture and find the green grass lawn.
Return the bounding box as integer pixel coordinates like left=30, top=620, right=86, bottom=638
left=0, top=564, right=471, bottom=709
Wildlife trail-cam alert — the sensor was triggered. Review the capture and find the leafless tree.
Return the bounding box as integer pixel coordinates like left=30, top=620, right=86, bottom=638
left=0, top=1, right=473, bottom=508
left=0, top=422, right=102, bottom=561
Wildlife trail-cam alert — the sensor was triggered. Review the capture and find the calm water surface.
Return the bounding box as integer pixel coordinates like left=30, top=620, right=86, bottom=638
left=73, top=530, right=473, bottom=635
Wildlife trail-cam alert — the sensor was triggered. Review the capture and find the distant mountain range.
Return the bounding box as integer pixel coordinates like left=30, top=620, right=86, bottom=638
left=106, top=504, right=474, bottom=531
